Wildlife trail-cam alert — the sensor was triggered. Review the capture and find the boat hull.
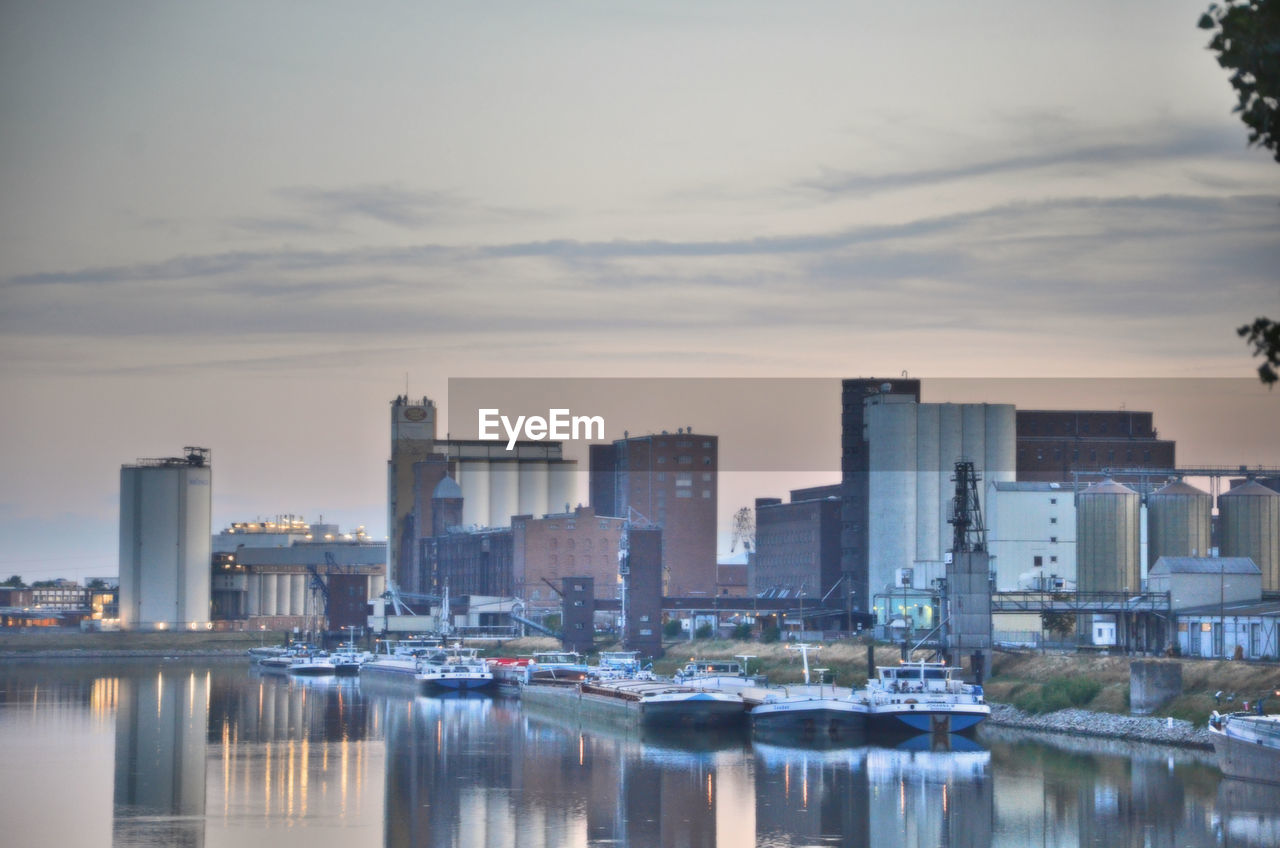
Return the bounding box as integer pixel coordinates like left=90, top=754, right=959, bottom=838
left=1211, top=717, right=1280, bottom=785
left=419, top=673, right=494, bottom=692
left=868, top=702, right=990, bottom=736
left=523, top=681, right=746, bottom=730
left=751, top=697, right=867, bottom=743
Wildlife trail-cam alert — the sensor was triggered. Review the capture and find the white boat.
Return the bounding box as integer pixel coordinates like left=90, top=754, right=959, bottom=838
left=592, top=651, right=653, bottom=681
left=329, top=645, right=374, bottom=676
left=416, top=645, right=495, bottom=692
left=749, top=644, right=867, bottom=743
left=360, top=638, right=439, bottom=684
left=1209, top=711, right=1280, bottom=785
left=862, top=660, right=989, bottom=736
left=674, top=658, right=753, bottom=688
left=287, top=651, right=337, bottom=676
left=255, top=643, right=313, bottom=672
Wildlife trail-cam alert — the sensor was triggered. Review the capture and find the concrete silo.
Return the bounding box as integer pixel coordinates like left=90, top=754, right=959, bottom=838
left=1147, top=479, right=1212, bottom=569
left=118, top=447, right=212, bottom=630
left=1076, top=478, right=1141, bottom=593
left=1219, top=481, right=1280, bottom=592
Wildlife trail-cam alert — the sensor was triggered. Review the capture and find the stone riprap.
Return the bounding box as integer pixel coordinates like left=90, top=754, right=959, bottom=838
left=986, top=703, right=1215, bottom=749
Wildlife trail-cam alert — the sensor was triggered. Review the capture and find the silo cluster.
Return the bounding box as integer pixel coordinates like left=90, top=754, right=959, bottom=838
left=1219, top=481, right=1280, bottom=592
left=1076, top=478, right=1141, bottom=593
left=1147, top=479, right=1212, bottom=568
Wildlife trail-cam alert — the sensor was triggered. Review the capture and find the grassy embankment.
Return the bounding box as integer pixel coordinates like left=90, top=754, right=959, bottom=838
left=492, top=637, right=1280, bottom=727
left=0, top=630, right=275, bottom=654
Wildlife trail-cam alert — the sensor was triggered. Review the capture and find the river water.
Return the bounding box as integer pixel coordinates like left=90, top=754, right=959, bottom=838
left=0, top=659, right=1276, bottom=848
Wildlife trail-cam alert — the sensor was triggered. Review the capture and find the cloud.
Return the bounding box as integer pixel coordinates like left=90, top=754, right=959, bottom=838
left=800, top=123, right=1251, bottom=197
left=2, top=192, right=1275, bottom=367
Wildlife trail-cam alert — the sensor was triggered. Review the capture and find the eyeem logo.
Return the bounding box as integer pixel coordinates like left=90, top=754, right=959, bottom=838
left=478, top=408, right=605, bottom=450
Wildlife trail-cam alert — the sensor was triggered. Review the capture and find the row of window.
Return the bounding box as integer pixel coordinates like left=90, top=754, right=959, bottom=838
left=1020, top=448, right=1154, bottom=464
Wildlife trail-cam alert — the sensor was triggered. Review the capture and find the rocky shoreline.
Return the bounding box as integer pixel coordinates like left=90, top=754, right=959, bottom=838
left=985, top=702, right=1216, bottom=750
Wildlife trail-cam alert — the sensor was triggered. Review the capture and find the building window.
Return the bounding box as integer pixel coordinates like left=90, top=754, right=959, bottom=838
left=1050, top=497, right=1057, bottom=505
left=639, top=614, right=649, bottom=622
left=676, top=490, right=692, bottom=498
left=657, top=472, right=666, bottom=481
left=703, top=456, right=712, bottom=465
left=1050, top=517, right=1058, bottom=524
left=657, top=456, right=666, bottom=464
left=1050, top=536, right=1058, bottom=543
left=678, top=455, right=692, bottom=465
left=702, top=490, right=711, bottom=498
left=1034, top=556, right=1043, bottom=567
left=703, top=441, right=712, bottom=448
left=1050, top=556, right=1058, bottom=563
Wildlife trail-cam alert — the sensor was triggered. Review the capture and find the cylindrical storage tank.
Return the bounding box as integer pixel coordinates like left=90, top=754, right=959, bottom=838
left=458, top=459, right=491, bottom=528
left=517, top=460, right=549, bottom=517
left=289, top=574, right=305, bottom=617
left=1077, top=479, right=1141, bottom=593
left=1147, top=480, right=1212, bottom=569
left=1220, top=481, right=1280, bottom=592
left=261, top=573, right=277, bottom=618
left=547, top=460, right=577, bottom=516
left=275, top=574, right=290, bottom=617
left=246, top=571, right=260, bottom=616
left=915, top=404, right=942, bottom=563
left=867, top=398, right=917, bottom=596
left=960, top=404, right=987, bottom=477
left=488, top=460, right=520, bottom=528
left=984, top=404, right=1017, bottom=484
left=118, top=459, right=213, bottom=629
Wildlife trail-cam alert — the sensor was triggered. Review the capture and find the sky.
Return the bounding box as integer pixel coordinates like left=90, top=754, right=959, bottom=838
left=1, top=1, right=1277, bottom=583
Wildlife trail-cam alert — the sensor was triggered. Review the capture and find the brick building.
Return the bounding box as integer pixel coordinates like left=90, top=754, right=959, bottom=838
left=589, top=430, right=718, bottom=596
left=513, top=506, right=625, bottom=611
left=1016, top=410, right=1175, bottom=484
left=751, top=485, right=842, bottom=600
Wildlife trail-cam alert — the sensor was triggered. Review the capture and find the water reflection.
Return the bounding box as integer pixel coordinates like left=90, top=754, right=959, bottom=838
left=1, top=660, right=1278, bottom=847
left=114, top=669, right=208, bottom=847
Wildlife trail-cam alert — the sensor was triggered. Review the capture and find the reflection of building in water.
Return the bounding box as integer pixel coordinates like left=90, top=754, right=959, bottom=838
left=753, top=743, right=992, bottom=848
left=208, top=673, right=374, bottom=743
left=384, top=696, right=738, bottom=848
left=206, top=672, right=382, bottom=832
left=384, top=695, right=514, bottom=846
left=987, top=735, right=1224, bottom=848
left=113, top=670, right=208, bottom=848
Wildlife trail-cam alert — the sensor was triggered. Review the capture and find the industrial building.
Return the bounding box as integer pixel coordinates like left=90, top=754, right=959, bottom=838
left=840, top=378, right=921, bottom=618
left=589, top=429, right=718, bottom=596
left=387, top=395, right=578, bottom=594
left=985, top=481, right=1077, bottom=592
left=863, top=393, right=1015, bottom=606
left=213, top=540, right=384, bottom=632
left=751, top=485, right=841, bottom=601
left=421, top=478, right=627, bottom=611
left=118, top=447, right=212, bottom=631
left=1015, top=409, right=1176, bottom=484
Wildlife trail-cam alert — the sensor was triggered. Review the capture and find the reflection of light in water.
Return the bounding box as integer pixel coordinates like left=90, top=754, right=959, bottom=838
left=579, top=733, right=584, bottom=767
left=708, top=772, right=715, bottom=809
left=265, top=740, right=272, bottom=815
left=301, top=738, right=309, bottom=817
left=156, top=671, right=162, bottom=717
left=1093, top=783, right=1118, bottom=815
left=341, top=738, right=349, bottom=814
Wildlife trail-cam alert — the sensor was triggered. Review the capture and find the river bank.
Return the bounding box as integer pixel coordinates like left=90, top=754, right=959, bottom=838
left=984, top=702, right=1216, bottom=749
